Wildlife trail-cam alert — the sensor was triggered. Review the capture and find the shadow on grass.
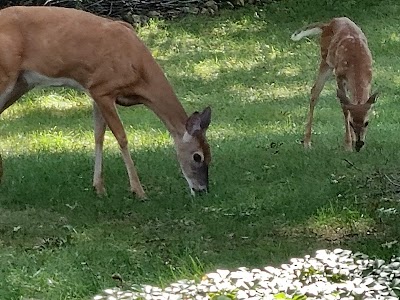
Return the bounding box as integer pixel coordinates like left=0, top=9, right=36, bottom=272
left=1, top=128, right=398, bottom=263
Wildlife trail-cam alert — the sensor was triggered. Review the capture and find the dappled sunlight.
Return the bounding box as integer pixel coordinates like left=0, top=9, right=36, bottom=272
left=305, top=204, right=376, bottom=242
left=139, top=15, right=296, bottom=78
left=2, top=129, right=93, bottom=155
left=2, top=121, right=303, bottom=157
left=1, top=128, right=173, bottom=156
left=277, top=202, right=377, bottom=242
left=264, top=44, right=289, bottom=60
left=0, top=87, right=308, bottom=157
left=387, top=32, right=400, bottom=42
left=277, top=65, right=301, bottom=77
left=210, top=17, right=262, bottom=36
left=1, top=90, right=91, bottom=121
left=209, top=110, right=304, bottom=140
left=210, top=124, right=291, bottom=141
left=229, top=82, right=308, bottom=103
left=379, top=31, right=400, bottom=46
left=191, top=55, right=264, bottom=80
left=37, top=92, right=90, bottom=111
left=382, top=69, right=400, bottom=87
left=193, top=59, right=221, bottom=80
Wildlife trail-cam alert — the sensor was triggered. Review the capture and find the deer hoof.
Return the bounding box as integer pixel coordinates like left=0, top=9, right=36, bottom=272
left=344, top=145, right=353, bottom=152
left=93, top=184, right=107, bottom=197
left=133, top=191, right=147, bottom=201
left=131, top=186, right=147, bottom=200
left=303, top=141, right=312, bottom=149
left=138, top=194, right=148, bottom=201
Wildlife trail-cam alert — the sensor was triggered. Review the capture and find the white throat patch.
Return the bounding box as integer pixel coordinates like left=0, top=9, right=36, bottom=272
left=182, top=131, right=192, bottom=143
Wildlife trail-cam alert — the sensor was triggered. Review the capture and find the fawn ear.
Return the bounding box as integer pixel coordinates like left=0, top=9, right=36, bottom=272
left=337, top=89, right=351, bottom=106
left=367, top=91, right=379, bottom=104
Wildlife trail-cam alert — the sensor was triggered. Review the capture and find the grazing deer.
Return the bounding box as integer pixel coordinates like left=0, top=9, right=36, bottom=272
left=0, top=6, right=212, bottom=198
left=291, top=17, right=378, bottom=152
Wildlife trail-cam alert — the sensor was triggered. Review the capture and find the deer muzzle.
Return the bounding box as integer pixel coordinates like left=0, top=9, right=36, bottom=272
left=355, top=140, right=365, bottom=152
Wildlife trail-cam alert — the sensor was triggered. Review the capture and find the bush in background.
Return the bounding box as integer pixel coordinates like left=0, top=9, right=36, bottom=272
left=0, top=0, right=264, bottom=25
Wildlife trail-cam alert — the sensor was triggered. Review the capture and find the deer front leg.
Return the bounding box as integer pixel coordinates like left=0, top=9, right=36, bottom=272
left=343, top=109, right=353, bottom=151
left=93, top=96, right=146, bottom=199
left=336, top=78, right=353, bottom=151
left=304, top=62, right=333, bottom=148
left=93, top=102, right=107, bottom=195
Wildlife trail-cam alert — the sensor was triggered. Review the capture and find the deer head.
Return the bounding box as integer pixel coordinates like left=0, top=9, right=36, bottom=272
left=175, top=107, right=212, bottom=195
left=337, top=89, right=378, bottom=152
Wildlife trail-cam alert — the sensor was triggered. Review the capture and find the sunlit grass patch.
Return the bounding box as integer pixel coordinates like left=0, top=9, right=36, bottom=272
left=1, top=89, right=90, bottom=121
left=276, top=203, right=376, bottom=244
left=192, top=59, right=221, bottom=80
left=229, top=82, right=308, bottom=103
left=37, top=92, right=90, bottom=112
left=2, top=129, right=174, bottom=156
left=0, top=88, right=176, bottom=155
left=307, top=203, right=375, bottom=241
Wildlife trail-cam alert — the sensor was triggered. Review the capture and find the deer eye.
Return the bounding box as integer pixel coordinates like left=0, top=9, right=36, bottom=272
left=364, top=121, right=369, bottom=127
left=193, top=153, right=203, bottom=163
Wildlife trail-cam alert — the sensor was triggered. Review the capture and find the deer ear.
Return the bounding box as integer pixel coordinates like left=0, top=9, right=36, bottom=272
left=367, top=91, right=379, bottom=104
left=185, top=112, right=202, bottom=136
left=337, top=89, right=351, bottom=106
left=199, top=106, right=211, bottom=130
left=186, top=106, right=212, bottom=135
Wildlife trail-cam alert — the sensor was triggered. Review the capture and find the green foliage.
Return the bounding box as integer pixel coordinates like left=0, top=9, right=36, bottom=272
left=1, top=0, right=400, bottom=299
left=274, top=292, right=307, bottom=300
left=209, top=291, right=238, bottom=299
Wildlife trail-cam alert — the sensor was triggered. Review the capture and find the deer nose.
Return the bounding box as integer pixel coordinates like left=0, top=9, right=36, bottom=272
left=355, top=141, right=364, bottom=152
left=191, top=185, right=208, bottom=195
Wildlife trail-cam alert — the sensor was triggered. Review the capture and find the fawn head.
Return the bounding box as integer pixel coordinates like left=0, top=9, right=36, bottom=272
left=337, top=89, right=378, bottom=152
left=176, top=107, right=212, bottom=195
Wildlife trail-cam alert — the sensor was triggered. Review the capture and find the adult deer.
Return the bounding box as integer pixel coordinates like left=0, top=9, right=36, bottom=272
left=0, top=6, right=212, bottom=198
left=291, top=17, right=378, bottom=152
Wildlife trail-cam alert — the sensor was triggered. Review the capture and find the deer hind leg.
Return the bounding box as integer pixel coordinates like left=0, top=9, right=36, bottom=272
left=92, top=95, right=146, bottom=199
left=303, top=62, right=333, bottom=148
left=92, top=102, right=107, bottom=195
left=0, top=73, right=31, bottom=114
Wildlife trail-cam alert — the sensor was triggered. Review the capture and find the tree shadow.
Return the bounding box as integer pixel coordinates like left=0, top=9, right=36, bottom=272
left=1, top=124, right=397, bottom=275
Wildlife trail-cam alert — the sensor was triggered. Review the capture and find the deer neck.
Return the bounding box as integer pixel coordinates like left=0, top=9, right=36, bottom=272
left=337, top=38, right=372, bottom=105
left=135, top=56, right=189, bottom=142
left=346, top=75, right=371, bottom=105
left=143, top=85, right=188, bottom=142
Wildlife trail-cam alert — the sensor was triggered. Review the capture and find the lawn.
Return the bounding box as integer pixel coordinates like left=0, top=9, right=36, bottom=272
left=1, top=0, right=400, bottom=299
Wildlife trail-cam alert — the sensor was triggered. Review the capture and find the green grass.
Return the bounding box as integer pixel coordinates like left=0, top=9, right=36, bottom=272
left=1, top=0, right=400, bottom=299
